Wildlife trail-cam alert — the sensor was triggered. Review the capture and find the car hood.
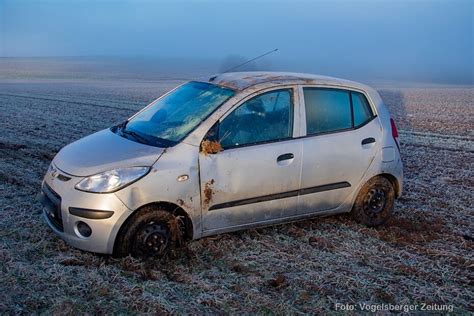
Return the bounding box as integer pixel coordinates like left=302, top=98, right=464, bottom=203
left=53, top=129, right=165, bottom=177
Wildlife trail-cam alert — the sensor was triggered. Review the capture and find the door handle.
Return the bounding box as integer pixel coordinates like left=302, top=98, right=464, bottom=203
left=277, top=153, right=294, bottom=162
left=361, top=137, right=376, bottom=145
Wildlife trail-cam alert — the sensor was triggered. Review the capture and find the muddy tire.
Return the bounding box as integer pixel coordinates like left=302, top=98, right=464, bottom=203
left=113, top=206, right=182, bottom=258
left=351, top=176, right=395, bottom=227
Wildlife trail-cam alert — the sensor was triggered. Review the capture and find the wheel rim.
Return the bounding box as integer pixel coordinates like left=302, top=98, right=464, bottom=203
left=135, top=221, right=170, bottom=257
left=363, top=188, right=387, bottom=217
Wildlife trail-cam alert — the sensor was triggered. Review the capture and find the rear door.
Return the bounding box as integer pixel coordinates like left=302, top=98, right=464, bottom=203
left=199, top=87, right=303, bottom=234
left=298, top=86, right=380, bottom=214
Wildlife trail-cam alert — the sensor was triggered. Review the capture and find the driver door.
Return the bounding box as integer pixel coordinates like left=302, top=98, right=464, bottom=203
left=199, top=87, right=303, bottom=235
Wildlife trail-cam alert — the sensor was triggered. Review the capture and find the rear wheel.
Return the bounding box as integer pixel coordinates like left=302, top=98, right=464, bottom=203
left=114, top=206, right=182, bottom=258
left=351, top=176, right=395, bottom=226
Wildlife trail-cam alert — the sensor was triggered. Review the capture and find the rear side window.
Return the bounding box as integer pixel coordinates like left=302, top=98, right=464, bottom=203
left=303, top=88, right=351, bottom=134
left=303, top=88, right=375, bottom=135
left=352, top=92, right=374, bottom=127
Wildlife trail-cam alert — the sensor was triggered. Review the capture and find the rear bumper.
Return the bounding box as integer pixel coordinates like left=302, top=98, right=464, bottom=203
left=39, top=167, right=133, bottom=254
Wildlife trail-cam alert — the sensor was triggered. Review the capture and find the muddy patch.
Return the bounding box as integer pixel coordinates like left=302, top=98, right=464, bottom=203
left=203, top=179, right=215, bottom=207
left=369, top=215, right=445, bottom=245
left=0, top=141, right=57, bottom=162
left=0, top=171, right=23, bottom=186
left=0, top=142, right=27, bottom=150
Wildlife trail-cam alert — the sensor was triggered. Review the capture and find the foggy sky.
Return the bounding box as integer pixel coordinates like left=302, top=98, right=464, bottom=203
left=1, top=0, right=473, bottom=84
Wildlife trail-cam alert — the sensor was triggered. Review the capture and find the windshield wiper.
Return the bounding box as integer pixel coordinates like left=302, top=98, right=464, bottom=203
left=113, top=120, right=149, bottom=145
left=116, top=120, right=128, bottom=129
left=113, top=120, right=176, bottom=148
left=121, top=129, right=150, bottom=145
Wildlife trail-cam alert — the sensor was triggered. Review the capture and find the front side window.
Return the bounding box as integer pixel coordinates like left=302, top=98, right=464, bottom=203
left=218, top=89, right=293, bottom=149
left=114, top=81, right=235, bottom=147
left=304, top=88, right=352, bottom=135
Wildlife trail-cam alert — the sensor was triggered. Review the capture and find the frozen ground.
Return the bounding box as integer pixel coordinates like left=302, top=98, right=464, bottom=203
left=0, top=72, right=473, bottom=313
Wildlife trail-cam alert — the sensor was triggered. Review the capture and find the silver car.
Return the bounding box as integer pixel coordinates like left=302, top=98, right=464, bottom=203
left=39, top=72, right=403, bottom=258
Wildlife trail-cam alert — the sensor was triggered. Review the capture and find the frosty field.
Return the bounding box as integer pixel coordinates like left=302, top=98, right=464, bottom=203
left=0, top=74, right=472, bottom=313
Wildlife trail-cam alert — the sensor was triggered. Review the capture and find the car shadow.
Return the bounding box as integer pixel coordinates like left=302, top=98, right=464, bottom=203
left=377, top=89, right=412, bottom=133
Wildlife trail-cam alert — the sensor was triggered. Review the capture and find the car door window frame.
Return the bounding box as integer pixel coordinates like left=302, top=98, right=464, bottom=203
left=298, top=85, right=377, bottom=137
left=203, top=85, right=300, bottom=151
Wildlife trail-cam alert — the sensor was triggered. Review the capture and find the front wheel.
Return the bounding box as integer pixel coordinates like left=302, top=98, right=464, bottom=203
left=351, top=176, right=395, bottom=227
left=114, top=206, right=182, bottom=258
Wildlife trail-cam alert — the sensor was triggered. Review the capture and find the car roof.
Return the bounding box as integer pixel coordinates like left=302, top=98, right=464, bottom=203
left=207, top=71, right=371, bottom=91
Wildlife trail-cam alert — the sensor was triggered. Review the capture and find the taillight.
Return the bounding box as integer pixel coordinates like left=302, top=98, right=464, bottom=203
left=390, top=118, right=399, bottom=138
left=390, top=118, right=400, bottom=150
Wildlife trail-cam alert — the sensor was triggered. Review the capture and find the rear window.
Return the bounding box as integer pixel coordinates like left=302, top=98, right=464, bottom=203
left=303, top=88, right=352, bottom=134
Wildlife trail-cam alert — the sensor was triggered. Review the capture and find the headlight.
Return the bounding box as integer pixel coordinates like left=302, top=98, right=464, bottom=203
left=75, top=167, right=150, bottom=193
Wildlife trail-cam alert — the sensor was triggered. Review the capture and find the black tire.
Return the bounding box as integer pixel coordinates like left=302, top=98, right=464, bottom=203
left=113, top=206, right=182, bottom=258
left=351, top=176, right=395, bottom=227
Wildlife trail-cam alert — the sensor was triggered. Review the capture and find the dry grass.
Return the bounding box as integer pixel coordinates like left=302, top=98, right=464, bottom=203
left=0, top=79, right=472, bottom=314
left=200, top=140, right=223, bottom=155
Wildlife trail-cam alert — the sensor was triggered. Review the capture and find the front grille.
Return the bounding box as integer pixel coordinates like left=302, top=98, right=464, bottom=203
left=42, top=183, right=63, bottom=231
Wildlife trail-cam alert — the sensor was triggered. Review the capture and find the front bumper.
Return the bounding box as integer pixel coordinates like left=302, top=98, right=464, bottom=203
left=39, top=166, right=132, bottom=254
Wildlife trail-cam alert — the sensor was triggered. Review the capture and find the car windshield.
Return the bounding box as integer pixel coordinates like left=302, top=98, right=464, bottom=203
left=113, top=81, right=235, bottom=147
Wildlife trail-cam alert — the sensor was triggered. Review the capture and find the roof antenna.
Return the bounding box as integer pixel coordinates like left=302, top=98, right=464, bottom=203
left=222, top=48, right=278, bottom=74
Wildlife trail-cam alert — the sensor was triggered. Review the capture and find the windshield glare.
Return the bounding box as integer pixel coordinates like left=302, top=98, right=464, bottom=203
left=118, top=81, right=234, bottom=146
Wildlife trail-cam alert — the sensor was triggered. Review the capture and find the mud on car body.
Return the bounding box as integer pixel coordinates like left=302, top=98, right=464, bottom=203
left=39, top=72, right=403, bottom=258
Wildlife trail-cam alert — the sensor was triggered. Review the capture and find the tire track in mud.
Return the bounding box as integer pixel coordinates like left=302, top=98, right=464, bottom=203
left=0, top=94, right=134, bottom=148
left=3, top=92, right=145, bottom=107
left=0, top=142, right=56, bottom=162
left=399, top=130, right=474, bottom=153
left=0, top=93, right=134, bottom=189
left=404, top=143, right=473, bottom=154
left=0, top=93, right=140, bottom=111
left=0, top=141, right=56, bottom=188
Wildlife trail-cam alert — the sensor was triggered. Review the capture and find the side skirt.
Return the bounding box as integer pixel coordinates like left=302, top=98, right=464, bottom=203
left=208, top=181, right=350, bottom=211
left=201, top=202, right=352, bottom=238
